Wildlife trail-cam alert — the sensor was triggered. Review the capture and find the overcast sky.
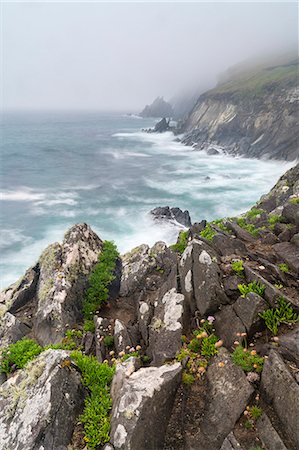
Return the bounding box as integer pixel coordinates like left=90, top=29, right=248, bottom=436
left=2, top=1, right=298, bottom=111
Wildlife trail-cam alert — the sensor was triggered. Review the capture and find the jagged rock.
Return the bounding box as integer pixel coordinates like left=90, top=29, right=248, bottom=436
left=153, top=117, right=171, bottom=133
left=291, top=233, right=299, bottom=247
left=189, top=220, right=207, bottom=237
left=119, top=241, right=177, bottom=298
left=138, top=300, right=154, bottom=345
left=261, top=350, right=299, bottom=449
left=0, top=312, right=30, bottom=347
left=82, top=331, right=94, bottom=355
left=226, top=222, right=256, bottom=242
left=187, top=349, right=254, bottom=450
left=223, top=275, right=244, bottom=300
left=110, top=356, right=141, bottom=402
left=256, top=413, right=288, bottom=450
left=212, top=234, right=246, bottom=257
left=277, top=328, right=299, bottom=367
left=260, top=230, right=280, bottom=245
left=34, top=223, right=103, bottom=345
left=282, top=202, right=299, bottom=225
left=220, top=432, right=243, bottom=450
left=0, top=349, right=84, bottom=450
left=273, top=242, right=299, bottom=274
left=148, top=288, right=185, bottom=365
left=150, top=206, right=191, bottom=227
left=215, top=305, right=246, bottom=348
left=140, top=96, right=174, bottom=118
left=114, top=319, right=133, bottom=354
left=233, top=293, right=268, bottom=336
left=0, top=265, right=39, bottom=315
left=95, top=316, right=112, bottom=363
left=110, top=362, right=182, bottom=450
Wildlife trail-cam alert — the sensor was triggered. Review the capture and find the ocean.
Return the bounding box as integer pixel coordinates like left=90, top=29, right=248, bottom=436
left=0, top=111, right=295, bottom=289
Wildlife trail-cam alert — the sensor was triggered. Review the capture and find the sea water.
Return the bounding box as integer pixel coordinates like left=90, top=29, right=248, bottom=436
left=0, top=111, right=294, bottom=288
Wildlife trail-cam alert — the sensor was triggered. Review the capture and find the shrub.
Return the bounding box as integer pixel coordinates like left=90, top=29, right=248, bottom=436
left=231, top=260, right=244, bottom=276
left=232, top=345, right=264, bottom=373
left=259, top=297, right=299, bottom=335
left=200, top=224, right=216, bottom=241
left=238, top=281, right=265, bottom=298
left=83, top=241, right=119, bottom=331
left=170, top=230, right=189, bottom=254
left=0, top=338, right=43, bottom=374
left=71, top=351, right=115, bottom=449
left=278, top=263, right=289, bottom=273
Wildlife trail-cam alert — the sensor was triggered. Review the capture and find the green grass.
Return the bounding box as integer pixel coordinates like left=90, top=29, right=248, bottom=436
left=278, top=263, right=289, bottom=273
left=238, top=281, right=265, bottom=298
left=245, top=208, right=264, bottom=219
left=231, top=260, right=244, bottom=277
left=70, top=351, right=115, bottom=449
left=232, top=345, right=264, bottom=373
left=259, top=297, right=299, bottom=335
left=0, top=338, right=43, bottom=374
left=249, top=405, right=263, bottom=420
left=83, top=241, right=119, bottom=332
left=200, top=224, right=216, bottom=241
left=170, top=230, right=189, bottom=254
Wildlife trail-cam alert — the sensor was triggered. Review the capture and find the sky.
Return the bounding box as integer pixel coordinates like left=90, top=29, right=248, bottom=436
left=1, top=1, right=298, bottom=112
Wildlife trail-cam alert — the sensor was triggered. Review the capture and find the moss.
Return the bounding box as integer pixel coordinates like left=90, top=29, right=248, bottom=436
left=39, top=243, right=61, bottom=272
left=182, top=371, right=195, bottom=386
left=38, top=278, right=54, bottom=302
left=245, top=208, right=264, bottom=219
left=103, top=335, right=114, bottom=349
left=268, top=214, right=282, bottom=226
left=237, top=218, right=260, bottom=236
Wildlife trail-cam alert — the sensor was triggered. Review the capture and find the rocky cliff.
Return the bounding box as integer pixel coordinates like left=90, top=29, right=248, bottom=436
left=140, top=96, right=174, bottom=118
left=0, top=165, right=298, bottom=450
left=179, top=60, right=299, bottom=161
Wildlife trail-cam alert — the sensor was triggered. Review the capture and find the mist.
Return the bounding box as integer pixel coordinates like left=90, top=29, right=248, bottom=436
left=2, top=1, right=298, bottom=112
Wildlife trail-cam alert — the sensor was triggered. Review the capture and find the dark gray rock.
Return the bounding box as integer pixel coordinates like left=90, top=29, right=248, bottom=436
left=189, top=220, right=207, bottom=237
left=0, top=349, right=84, bottom=450
left=291, top=233, right=299, bottom=247
left=273, top=242, right=299, bottom=275
left=215, top=305, right=246, bottom=348
left=148, top=288, right=185, bottom=365
left=256, top=413, right=288, bottom=450
left=233, top=292, right=268, bottom=336
left=95, top=316, right=111, bottom=363
left=114, top=319, right=133, bottom=354
left=277, top=328, right=299, bottom=367
left=261, top=350, right=299, bottom=449
left=282, top=202, right=299, bottom=226
left=110, top=362, right=182, bottom=450
left=212, top=234, right=246, bottom=257
left=220, top=432, right=244, bottom=450
left=154, top=117, right=171, bottom=133
left=0, top=312, right=30, bottom=347
left=226, top=222, right=256, bottom=242
left=187, top=349, right=254, bottom=450
left=223, top=275, right=244, bottom=299
left=150, top=206, right=191, bottom=227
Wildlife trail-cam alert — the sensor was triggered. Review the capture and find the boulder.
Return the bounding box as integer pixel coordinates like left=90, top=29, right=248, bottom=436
left=233, top=293, right=268, bottom=336
left=214, top=305, right=246, bottom=348
left=223, top=275, right=244, bottom=300
left=179, top=243, right=196, bottom=316
left=261, top=350, right=299, bottom=449
left=114, top=319, right=133, bottom=354
left=282, top=202, right=299, bottom=226
left=34, top=223, right=103, bottom=345
left=220, top=432, right=244, bottom=450
left=0, top=349, right=84, bottom=450
left=148, top=288, right=185, bottom=365
left=95, top=316, right=111, bottom=363
left=187, top=349, right=254, bottom=450
left=256, top=413, right=288, bottom=450
left=226, top=222, right=256, bottom=242
left=110, top=362, right=182, bottom=450
left=291, top=233, right=299, bottom=247
left=273, top=242, right=299, bottom=275
left=150, top=206, right=191, bottom=227
left=212, top=234, right=246, bottom=257
left=0, top=312, right=30, bottom=347
left=277, top=328, right=299, bottom=367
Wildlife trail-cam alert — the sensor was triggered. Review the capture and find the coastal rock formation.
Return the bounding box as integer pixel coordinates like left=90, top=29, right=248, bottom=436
left=179, top=60, right=299, bottom=160
left=140, top=96, right=174, bottom=118
left=150, top=206, right=192, bottom=227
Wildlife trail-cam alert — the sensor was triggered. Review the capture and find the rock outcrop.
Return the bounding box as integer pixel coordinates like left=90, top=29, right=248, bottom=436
left=140, top=96, right=174, bottom=118
left=150, top=206, right=192, bottom=227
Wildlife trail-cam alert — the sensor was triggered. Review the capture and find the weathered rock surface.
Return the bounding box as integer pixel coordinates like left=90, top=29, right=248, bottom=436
left=150, top=206, right=192, bottom=227
left=114, top=319, right=133, bottom=354
left=0, top=349, right=84, bottom=450
left=261, top=350, right=299, bottom=449
left=0, top=312, right=30, bottom=347
left=187, top=349, right=254, bottom=450
left=140, top=96, right=174, bottom=118
left=110, top=362, right=182, bottom=450
left=256, top=413, right=288, bottom=450
left=273, top=241, right=299, bottom=274
left=233, top=292, right=268, bottom=336
left=220, top=433, right=243, bottom=450
left=215, top=305, right=246, bottom=348
left=277, top=328, right=299, bottom=366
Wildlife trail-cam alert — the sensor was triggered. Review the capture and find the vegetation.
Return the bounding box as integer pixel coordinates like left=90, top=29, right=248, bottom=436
left=268, top=214, right=282, bottom=228
left=245, top=208, right=264, bottom=219
left=289, top=197, right=299, bottom=205
left=200, top=224, right=216, bottom=241
left=182, top=371, right=195, bottom=386
left=231, top=260, right=245, bottom=277
left=259, top=297, right=299, bottom=335
left=238, top=281, right=265, bottom=298
left=170, top=230, right=189, bottom=254
left=103, top=335, right=114, bottom=349
left=0, top=338, right=43, bottom=374
left=211, top=219, right=231, bottom=234
left=232, top=345, right=264, bottom=373
left=237, top=218, right=260, bottom=237
left=249, top=405, right=263, bottom=420
left=278, top=263, right=289, bottom=273
left=83, top=241, right=119, bottom=332
left=201, top=334, right=218, bottom=357
left=70, top=351, right=115, bottom=449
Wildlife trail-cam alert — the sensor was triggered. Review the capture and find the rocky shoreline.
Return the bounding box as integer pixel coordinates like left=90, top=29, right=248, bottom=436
left=0, top=164, right=298, bottom=450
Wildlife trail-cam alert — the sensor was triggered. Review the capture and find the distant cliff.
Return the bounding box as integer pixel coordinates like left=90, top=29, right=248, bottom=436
left=140, top=96, right=174, bottom=118
left=179, top=60, right=299, bottom=161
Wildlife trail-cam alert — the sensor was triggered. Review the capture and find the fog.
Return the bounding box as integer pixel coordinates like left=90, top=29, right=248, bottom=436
left=2, top=1, right=298, bottom=112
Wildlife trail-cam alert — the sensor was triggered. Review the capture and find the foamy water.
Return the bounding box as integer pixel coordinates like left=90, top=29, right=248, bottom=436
left=0, top=112, right=295, bottom=288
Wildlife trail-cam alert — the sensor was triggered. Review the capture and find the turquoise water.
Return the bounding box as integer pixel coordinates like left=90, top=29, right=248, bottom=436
left=0, top=111, right=294, bottom=288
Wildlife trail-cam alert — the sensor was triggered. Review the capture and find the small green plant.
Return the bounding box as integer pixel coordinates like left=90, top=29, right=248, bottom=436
left=268, top=214, right=282, bottom=226
left=200, top=224, right=216, bottom=241
left=245, top=208, right=264, bottom=219
left=275, top=283, right=283, bottom=289
left=289, top=197, right=299, bottom=204
left=211, top=219, right=231, bottom=234
left=244, top=420, right=253, bottom=429
left=170, top=230, right=189, bottom=254
left=231, top=260, right=245, bottom=277
left=259, top=297, right=299, bottom=335
left=70, top=351, right=115, bottom=449
left=201, top=335, right=218, bottom=357
left=83, top=241, right=119, bottom=331
left=232, top=345, right=264, bottom=373
left=182, top=371, right=195, bottom=386
left=249, top=405, right=263, bottom=420
left=237, top=218, right=260, bottom=237
left=188, top=338, right=201, bottom=353
left=238, top=281, right=265, bottom=298
left=0, top=338, right=43, bottom=374
left=103, top=335, right=114, bottom=349
left=278, top=263, right=289, bottom=273
left=250, top=447, right=263, bottom=450
left=121, top=351, right=139, bottom=362
left=141, top=355, right=151, bottom=364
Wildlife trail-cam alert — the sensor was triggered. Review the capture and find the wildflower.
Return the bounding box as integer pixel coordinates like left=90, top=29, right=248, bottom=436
left=273, top=336, right=279, bottom=342
left=109, top=350, right=115, bottom=356
left=111, top=358, right=116, bottom=363
left=241, top=332, right=247, bottom=337
left=236, top=332, right=241, bottom=337
left=129, top=347, right=136, bottom=353
left=218, top=362, right=225, bottom=368
left=234, top=341, right=239, bottom=346
left=243, top=410, right=249, bottom=416
left=249, top=343, right=254, bottom=347
left=243, top=348, right=247, bottom=353
left=246, top=372, right=259, bottom=383
left=136, top=345, right=142, bottom=351
left=126, top=345, right=131, bottom=350
left=103, top=359, right=108, bottom=364
left=119, top=351, right=125, bottom=357
left=253, top=363, right=258, bottom=369
left=250, top=350, right=257, bottom=356
left=207, top=316, right=215, bottom=324
left=200, top=319, right=205, bottom=324
left=215, top=340, right=223, bottom=349
left=196, top=331, right=208, bottom=339
left=198, top=366, right=205, bottom=374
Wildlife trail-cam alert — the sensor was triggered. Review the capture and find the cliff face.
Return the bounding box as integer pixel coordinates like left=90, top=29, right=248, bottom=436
left=180, top=61, right=299, bottom=161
